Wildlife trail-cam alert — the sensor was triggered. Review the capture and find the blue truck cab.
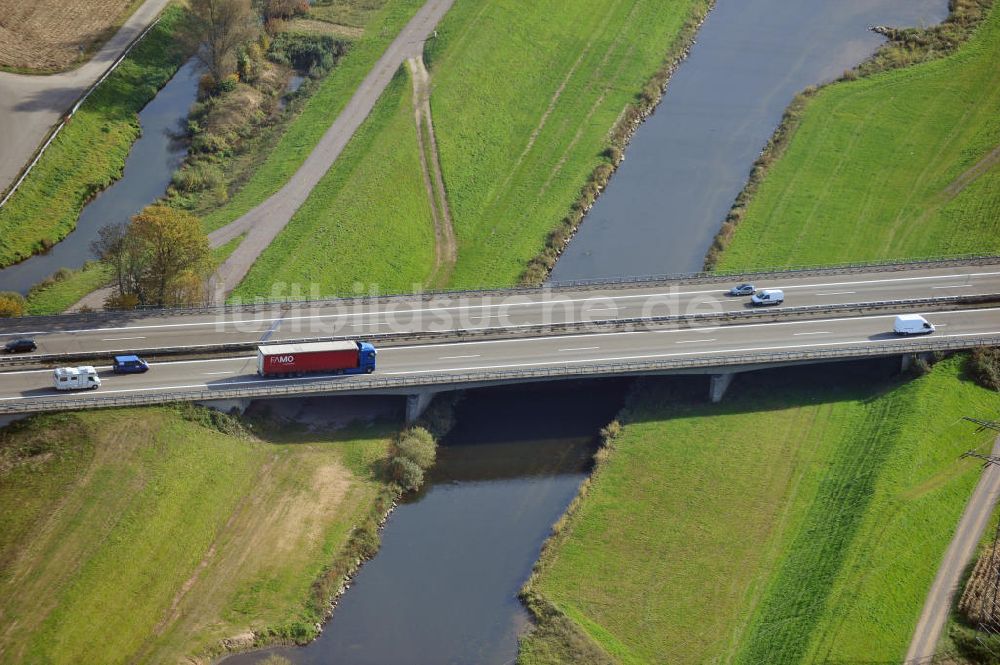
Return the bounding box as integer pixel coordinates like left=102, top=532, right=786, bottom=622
left=112, top=355, right=149, bottom=374
left=356, top=342, right=377, bottom=374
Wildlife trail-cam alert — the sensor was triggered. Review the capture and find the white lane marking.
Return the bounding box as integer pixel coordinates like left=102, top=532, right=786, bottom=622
left=815, top=291, right=855, bottom=296
left=101, top=336, right=147, bottom=341
left=559, top=346, right=599, bottom=352
left=439, top=354, right=481, bottom=360
left=4, top=328, right=1000, bottom=403
left=676, top=339, right=714, bottom=344
left=794, top=331, right=831, bottom=336
left=203, top=371, right=232, bottom=375
left=6, top=271, right=998, bottom=336
left=933, top=285, right=971, bottom=289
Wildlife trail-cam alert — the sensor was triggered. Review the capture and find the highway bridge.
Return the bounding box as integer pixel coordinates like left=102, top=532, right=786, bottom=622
left=1, top=258, right=998, bottom=419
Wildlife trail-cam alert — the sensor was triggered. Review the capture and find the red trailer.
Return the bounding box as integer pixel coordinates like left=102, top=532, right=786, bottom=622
left=256, top=340, right=377, bottom=376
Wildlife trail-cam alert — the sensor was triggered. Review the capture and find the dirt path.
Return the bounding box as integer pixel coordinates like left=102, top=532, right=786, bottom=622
left=0, top=0, right=171, bottom=198
left=408, top=55, right=456, bottom=288
left=905, top=434, right=1000, bottom=661
left=206, top=0, right=456, bottom=302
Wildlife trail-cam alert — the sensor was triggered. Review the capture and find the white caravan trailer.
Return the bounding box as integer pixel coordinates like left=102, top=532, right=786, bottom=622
left=53, top=366, right=102, bottom=391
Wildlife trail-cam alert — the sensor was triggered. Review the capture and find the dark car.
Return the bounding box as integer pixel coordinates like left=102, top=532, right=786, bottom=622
left=112, top=355, right=149, bottom=374
left=4, top=338, right=37, bottom=353
left=728, top=283, right=755, bottom=296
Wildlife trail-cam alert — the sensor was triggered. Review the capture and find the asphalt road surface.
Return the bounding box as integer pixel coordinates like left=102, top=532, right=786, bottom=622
left=1, top=307, right=997, bottom=409
left=2, top=264, right=998, bottom=357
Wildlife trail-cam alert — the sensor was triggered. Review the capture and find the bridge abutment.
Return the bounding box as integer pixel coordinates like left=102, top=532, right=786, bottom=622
left=709, top=372, right=736, bottom=403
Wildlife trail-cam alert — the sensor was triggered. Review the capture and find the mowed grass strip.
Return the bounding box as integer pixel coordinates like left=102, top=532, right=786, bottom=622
left=427, top=0, right=706, bottom=288
left=717, top=2, right=1000, bottom=270
left=525, top=358, right=999, bottom=663
left=201, top=0, right=426, bottom=233
left=231, top=68, right=435, bottom=300
left=0, top=6, right=186, bottom=269
left=0, top=407, right=391, bottom=663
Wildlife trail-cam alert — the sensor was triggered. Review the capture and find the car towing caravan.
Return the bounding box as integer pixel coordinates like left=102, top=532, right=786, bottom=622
left=53, top=366, right=102, bottom=391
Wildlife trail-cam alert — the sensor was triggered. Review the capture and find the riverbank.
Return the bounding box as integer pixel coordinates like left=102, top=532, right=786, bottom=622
left=521, top=358, right=1000, bottom=662
left=0, top=5, right=187, bottom=270
left=712, top=0, right=999, bottom=270
left=0, top=404, right=396, bottom=663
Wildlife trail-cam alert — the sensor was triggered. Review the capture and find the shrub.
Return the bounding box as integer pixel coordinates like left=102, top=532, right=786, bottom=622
left=971, top=348, right=1000, bottom=391
left=172, top=162, right=225, bottom=192
left=0, top=291, right=27, bottom=317
left=396, top=427, right=437, bottom=469
left=388, top=456, right=424, bottom=491
left=217, top=73, right=240, bottom=94
left=269, top=33, right=346, bottom=73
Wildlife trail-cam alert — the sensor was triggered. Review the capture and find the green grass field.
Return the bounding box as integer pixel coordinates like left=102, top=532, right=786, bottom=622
left=231, top=68, right=436, bottom=300
left=717, top=3, right=1000, bottom=270
left=201, top=0, right=425, bottom=234
left=523, top=358, right=999, bottom=663
left=426, top=0, right=707, bottom=288
left=0, top=6, right=186, bottom=270
left=0, top=406, right=392, bottom=663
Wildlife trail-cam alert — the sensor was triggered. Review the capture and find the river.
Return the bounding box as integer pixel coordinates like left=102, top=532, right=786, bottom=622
left=0, top=58, right=201, bottom=295
left=223, top=0, right=951, bottom=663
left=549, top=0, right=949, bottom=282
left=223, top=381, right=627, bottom=665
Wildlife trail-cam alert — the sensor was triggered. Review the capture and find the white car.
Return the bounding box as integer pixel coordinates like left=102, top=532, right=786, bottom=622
left=751, top=289, right=784, bottom=306
left=893, top=314, right=935, bottom=335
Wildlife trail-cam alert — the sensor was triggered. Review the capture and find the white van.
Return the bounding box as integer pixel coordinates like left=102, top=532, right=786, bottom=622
left=894, top=314, right=935, bottom=335
left=53, top=366, right=102, bottom=391
left=751, top=289, right=784, bottom=306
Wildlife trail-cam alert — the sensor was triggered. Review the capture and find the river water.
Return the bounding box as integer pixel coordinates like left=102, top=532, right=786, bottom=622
left=0, top=58, right=201, bottom=295
left=224, top=382, right=626, bottom=665
left=550, top=0, right=949, bottom=282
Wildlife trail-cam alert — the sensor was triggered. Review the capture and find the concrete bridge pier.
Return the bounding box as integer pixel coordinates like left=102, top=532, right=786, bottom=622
left=709, top=372, right=736, bottom=403
left=405, top=389, right=439, bottom=423
left=900, top=351, right=935, bottom=373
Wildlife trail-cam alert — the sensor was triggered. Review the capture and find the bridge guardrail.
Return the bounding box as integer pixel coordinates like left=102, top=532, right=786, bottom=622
left=1, top=293, right=997, bottom=370
left=4, top=255, right=999, bottom=328
left=2, top=335, right=998, bottom=415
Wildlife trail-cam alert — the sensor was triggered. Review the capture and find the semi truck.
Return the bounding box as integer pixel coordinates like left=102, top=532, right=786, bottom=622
left=257, top=340, right=377, bottom=377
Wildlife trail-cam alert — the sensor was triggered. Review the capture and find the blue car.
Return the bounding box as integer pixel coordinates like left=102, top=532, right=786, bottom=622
left=112, top=355, right=149, bottom=374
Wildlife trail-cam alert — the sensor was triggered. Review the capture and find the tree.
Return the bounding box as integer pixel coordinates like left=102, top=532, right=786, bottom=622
left=0, top=291, right=26, bottom=318
left=185, top=0, right=259, bottom=81
left=93, top=205, right=211, bottom=308
left=395, top=427, right=437, bottom=469
left=131, top=205, right=211, bottom=306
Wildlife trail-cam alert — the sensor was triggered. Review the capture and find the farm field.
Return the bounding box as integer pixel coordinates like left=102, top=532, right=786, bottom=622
left=231, top=69, right=436, bottom=300
left=716, top=2, right=1000, bottom=270
left=424, top=0, right=708, bottom=288
left=0, top=0, right=143, bottom=73
left=522, top=358, right=999, bottom=663
left=0, top=6, right=186, bottom=270
left=0, top=406, right=393, bottom=663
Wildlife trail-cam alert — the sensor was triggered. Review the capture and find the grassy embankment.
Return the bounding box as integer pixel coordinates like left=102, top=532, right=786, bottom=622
left=231, top=0, right=711, bottom=297
left=521, top=359, right=999, bottom=664
left=714, top=0, right=1000, bottom=269
left=0, top=405, right=394, bottom=663
left=200, top=0, right=425, bottom=234
left=0, top=6, right=187, bottom=270
left=426, top=0, right=709, bottom=288
left=521, top=3, right=1000, bottom=663
left=231, top=67, right=436, bottom=299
